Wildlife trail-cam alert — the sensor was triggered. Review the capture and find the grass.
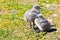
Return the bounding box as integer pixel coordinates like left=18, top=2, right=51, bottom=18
left=0, top=0, right=60, bottom=40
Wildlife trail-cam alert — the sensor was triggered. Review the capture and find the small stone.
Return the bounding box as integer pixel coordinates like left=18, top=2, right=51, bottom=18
left=13, top=30, right=17, bottom=33
left=0, top=9, right=5, bottom=13
left=53, top=14, right=57, bottom=17
left=11, top=9, right=17, bottom=14
left=50, top=13, right=57, bottom=18
left=45, top=4, right=56, bottom=10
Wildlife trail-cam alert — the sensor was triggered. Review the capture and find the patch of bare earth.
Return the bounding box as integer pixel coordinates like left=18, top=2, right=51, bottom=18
left=42, top=4, right=60, bottom=40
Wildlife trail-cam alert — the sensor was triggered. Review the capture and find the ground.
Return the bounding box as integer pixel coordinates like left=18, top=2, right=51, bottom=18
left=0, top=0, right=60, bottom=40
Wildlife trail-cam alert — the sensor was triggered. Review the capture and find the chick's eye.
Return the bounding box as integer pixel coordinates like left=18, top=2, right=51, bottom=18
left=35, top=6, right=40, bottom=9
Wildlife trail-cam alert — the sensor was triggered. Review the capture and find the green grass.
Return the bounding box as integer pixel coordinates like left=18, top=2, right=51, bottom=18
left=0, top=0, right=60, bottom=40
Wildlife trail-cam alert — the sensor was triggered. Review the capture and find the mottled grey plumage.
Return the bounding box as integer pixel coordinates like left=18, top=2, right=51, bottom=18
left=24, top=4, right=41, bottom=28
left=35, top=14, right=51, bottom=31
left=24, top=4, right=40, bottom=22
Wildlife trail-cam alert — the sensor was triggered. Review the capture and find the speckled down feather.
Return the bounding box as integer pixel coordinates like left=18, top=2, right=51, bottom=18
left=24, top=4, right=40, bottom=22
left=35, top=14, right=51, bottom=31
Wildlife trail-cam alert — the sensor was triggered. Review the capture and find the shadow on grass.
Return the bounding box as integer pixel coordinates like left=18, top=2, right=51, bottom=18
left=33, top=27, right=57, bottom=33
left=46, top=28, right=57, bottom=32
left=43, top=28, right=57, bottom=36
left=33, top=27, right=57, bottom=36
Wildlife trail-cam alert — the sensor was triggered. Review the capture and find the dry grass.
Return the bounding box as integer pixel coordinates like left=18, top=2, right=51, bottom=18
left=0, top=0, right=60, bottom=40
